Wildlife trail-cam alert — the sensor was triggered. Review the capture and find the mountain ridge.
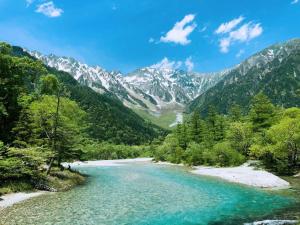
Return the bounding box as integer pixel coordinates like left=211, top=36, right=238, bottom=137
left=27, top=50, right=228, bottom=115
left=27, top=38, right=300, bottom=124
left=188, top=38, right=300, bottom=114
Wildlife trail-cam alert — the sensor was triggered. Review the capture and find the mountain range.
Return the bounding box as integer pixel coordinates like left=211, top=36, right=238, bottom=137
left=10, top=46, right=165, bottom=145
left=27, top=38, right=300, bottom=126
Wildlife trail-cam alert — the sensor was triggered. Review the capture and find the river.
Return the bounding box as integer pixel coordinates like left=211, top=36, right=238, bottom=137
left=0, top=162, right=297, bottom=225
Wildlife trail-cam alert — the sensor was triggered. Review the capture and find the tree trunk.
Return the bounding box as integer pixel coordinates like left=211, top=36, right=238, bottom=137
left=46, top=89, right=61, bottom=175
left=46, top=157, right=55, bottom=175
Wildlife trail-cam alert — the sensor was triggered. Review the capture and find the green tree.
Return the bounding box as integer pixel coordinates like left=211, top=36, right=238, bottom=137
left=203, top=142, right=245, bottom=167
left=251, top=109, right=300, bottom=174
left=175, top=123, right=188, bottom=149
left=184, top=142, right=206, bottom=166
left=0, top=47, right=46, bottom=143
left=250, top=93, right=275, bottom=132
left=187, top=112, right=205, bottom=143
left=227, top=122, right=253, bottom=156
left=28, top=95, right=87, bottom=174
left=229, top=103, right=242, bottom=122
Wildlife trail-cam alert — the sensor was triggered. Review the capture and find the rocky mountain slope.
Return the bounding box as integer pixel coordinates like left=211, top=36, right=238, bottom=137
left=28, top=38, right=300, bottom=123
left=28, top=51, right=228, bottom=114
left=13, top=47, right=164, bottom=144
left=188, top=39, right=300, bottom=114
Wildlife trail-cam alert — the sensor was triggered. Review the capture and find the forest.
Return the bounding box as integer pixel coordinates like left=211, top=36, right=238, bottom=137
left=0, top=42, right=162, bottom=195
left=153, top=93, right=300, bottom=175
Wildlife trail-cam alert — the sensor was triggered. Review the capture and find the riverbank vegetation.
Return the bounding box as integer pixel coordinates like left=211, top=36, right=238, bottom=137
left=0, top=42, right=159, bottom=195
left=152, top=93, right=300, bottom=175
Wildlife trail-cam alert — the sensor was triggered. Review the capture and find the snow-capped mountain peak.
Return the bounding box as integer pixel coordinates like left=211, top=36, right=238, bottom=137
left=26, top=50, right=228, bottom=113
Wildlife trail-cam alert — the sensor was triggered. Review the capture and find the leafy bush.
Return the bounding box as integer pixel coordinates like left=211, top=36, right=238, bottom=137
left=203, top=142, right=245, bottom=167
left=184, top=142, right=207, bottom=166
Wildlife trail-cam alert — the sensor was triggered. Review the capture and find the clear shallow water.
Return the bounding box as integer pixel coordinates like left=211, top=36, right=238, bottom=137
left=0, top=163, right=295, bottom=225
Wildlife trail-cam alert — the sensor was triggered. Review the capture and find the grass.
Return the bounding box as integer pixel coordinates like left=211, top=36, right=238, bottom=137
left=46, top=168, right=85, bottom=192
left=0, top=181, right=33, bottom=196
left=133, top=108, right=178, bottom=130
left=0, top=167, right=85, bottom=196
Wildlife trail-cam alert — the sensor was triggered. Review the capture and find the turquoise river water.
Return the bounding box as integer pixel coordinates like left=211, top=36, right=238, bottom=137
left=0, top=162, right=297, bottom=225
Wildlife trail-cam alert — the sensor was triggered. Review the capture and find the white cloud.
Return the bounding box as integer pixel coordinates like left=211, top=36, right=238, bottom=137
left=215, top=17, right=263, bottom=53
left=236, top=49, right=245, bottom=58
left=185, top=57, right=194, bottom=72
left=150, top=57, right=182, bottom=70
left=219, top=38, right=231, bottom=53
left=36, top=1, right=63, bottom=17
left=215, top=16, right=244, bottom=34
left=229, top=23, right=263, bottom=42
left=150, top=57, right=195, bottom=72
left=160, top=14, right=197, bottom=45
left=291, top=0, right=299, bottom=4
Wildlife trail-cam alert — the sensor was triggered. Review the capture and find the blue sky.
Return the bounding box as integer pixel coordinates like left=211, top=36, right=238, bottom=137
left=0, top=0, right=299, bottom=73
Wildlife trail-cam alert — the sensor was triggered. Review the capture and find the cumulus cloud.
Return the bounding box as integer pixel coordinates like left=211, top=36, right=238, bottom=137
left=150, top=57, right=195, bottom=71
left=150, top=57, right=182, bottom=70
left=215, top=16, right=244, bottom=34
left=185, top=57, right=194, bottom=72
left=215, top=17, right=263, bottom=53
left=36, top=1, right=63, bottom=17
left=160, top=14, right=197, bottom=45
left=291, top=0, right=299, bottom=4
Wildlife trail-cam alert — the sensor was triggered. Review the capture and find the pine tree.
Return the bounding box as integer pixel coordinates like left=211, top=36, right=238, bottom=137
left=250, top=93, right=275, bottom=132
left=188, top=112, right=204, bottom=143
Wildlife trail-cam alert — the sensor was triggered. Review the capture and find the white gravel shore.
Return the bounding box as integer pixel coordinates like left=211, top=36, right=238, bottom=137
left=0, top=192, right=47, bottom=210
left=191, top=163, right=290, bottom=189
left=63, top=157, right=153, bottom=167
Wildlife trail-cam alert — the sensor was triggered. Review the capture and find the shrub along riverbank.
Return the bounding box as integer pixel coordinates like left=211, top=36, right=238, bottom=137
left=152, top=93, right=300, bottom=176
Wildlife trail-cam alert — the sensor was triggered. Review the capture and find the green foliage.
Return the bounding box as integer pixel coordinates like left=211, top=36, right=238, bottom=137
left=0, top=44, right=46, bottom=143
left=228, top=104, right=242, bottom=122
left=184, top=142, right=207, bottom=166
left=250, top=93, right=275, bottom=132
left=0, top=42, right=12, bottom=55
left=227, top=122, right=253, bottom=156
left=39, top=74, right=60, bottom=95
left=203, top=142, right=245, bottom=167
left=81, top=141, right=149, bottom=161
left=0, top=146, right=47, bottom=183
left=250, top=108, right=300, bottom=174
left=27, top=95, right=87, bottom=163
left=154, top=94, right=299, bottom=174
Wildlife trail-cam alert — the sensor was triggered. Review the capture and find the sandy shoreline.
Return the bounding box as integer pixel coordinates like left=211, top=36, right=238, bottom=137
left=0, top=191, right=47, bottom=210
left=191, top=163, right=290, bottom=189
